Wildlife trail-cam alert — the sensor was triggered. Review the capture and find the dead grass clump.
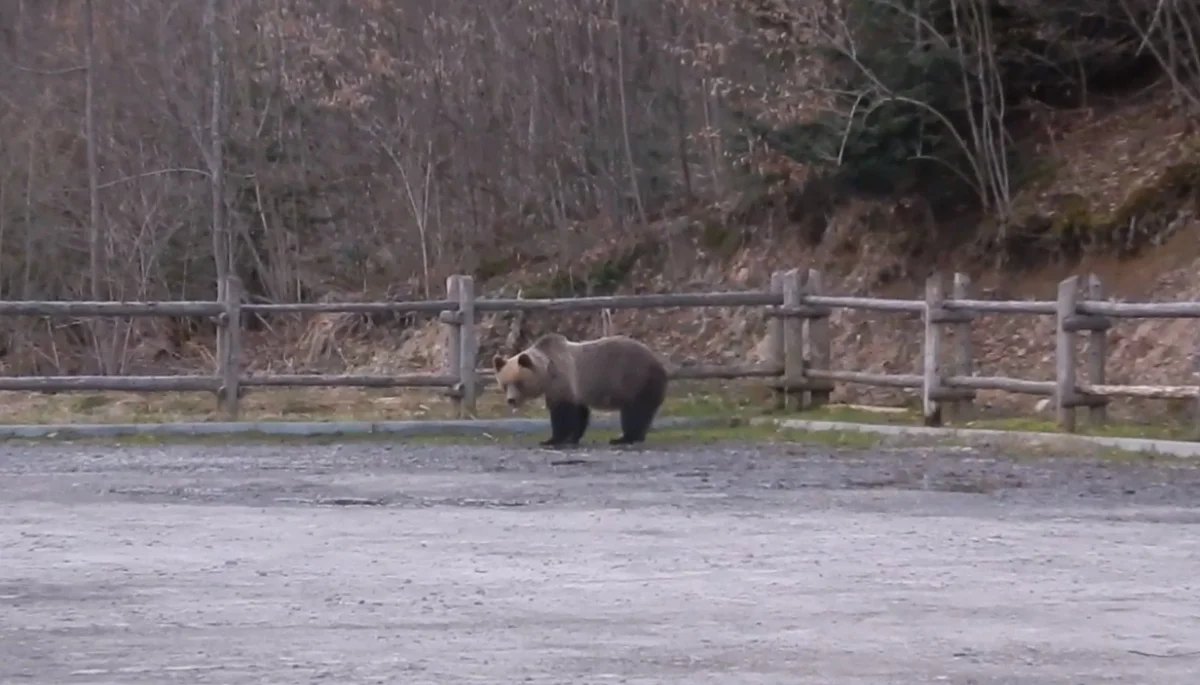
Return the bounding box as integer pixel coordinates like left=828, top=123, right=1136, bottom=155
left=295, top=291, right=375, bottom=366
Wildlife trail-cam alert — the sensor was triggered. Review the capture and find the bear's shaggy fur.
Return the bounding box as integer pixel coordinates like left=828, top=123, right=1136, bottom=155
left=492, top=333, right=668, bottom=447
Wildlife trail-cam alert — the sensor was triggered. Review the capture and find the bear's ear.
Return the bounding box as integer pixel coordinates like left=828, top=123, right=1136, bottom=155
left=492, top=355, right=507, bottom=371
left=516, top=353, right=534, bottom=369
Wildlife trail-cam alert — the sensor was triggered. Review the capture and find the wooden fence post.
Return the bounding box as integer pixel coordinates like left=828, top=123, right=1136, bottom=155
left=766, top=271, right=786, bottom=410
left=443, top=275, right=464, bottom=417
left=922, top=273, right=944, bottom=426
left=1194, top=336, right=1200, bottom=442
left=945, top=273, right=976, bottom=424
left=781, top=268, right=805, bottom=410
left=805, top=268, right=833, bottom=409
left=1193, top=365, right=1200, bottom=443
left=1193, top=396, right=1200, bottom=443
left=1085, top=274, right=1108, bottom=427
left=1055, top=276, right=1080, bottom=432
left=216, top=274, right=243, bottom=420
left=457, top=274, right=478, bottom=417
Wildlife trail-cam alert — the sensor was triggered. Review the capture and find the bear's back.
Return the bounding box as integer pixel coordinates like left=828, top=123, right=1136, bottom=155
left=566, top=336, right=665, bottom=410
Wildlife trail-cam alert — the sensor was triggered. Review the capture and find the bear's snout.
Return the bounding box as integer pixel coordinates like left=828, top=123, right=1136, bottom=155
left=506, top=397, right=518, bottom=407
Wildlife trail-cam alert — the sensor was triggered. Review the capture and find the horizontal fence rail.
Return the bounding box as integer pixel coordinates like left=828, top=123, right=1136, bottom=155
left=474, top=291, right=782, bottom=313
left=0, top=302, right=224, bottom=317
left=1, top=269, right=1198, bottom=437
left=242, top=300, right=458, bottom=315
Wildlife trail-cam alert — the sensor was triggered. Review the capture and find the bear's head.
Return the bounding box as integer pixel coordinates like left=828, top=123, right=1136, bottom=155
left=492, top=350, right=547, bottom=408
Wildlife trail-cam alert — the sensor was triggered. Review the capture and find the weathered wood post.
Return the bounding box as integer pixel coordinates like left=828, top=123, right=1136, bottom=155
left=1085, top=274, right=1109, bottom=427
left=921, top=273, right=945, bottom=426
left=1192, top=395, right=1200, bottom=443
left=805, top=268, right=833, bottom=409
left=1193, top=372, right=1200, bottom=443
left=216, top=274, right=244, bottom=420
left=1055, top=276, right=1080, bottom=432
left=944, top=273, right=977, bottom=424
left=443, top=275, right=464, bottom=417
left=766, top=271, right=786, bottom=410
left=781, top=268, right=805, bottom=410
left=457, top=274, right=478, bottom=417
left=1193, top=337, right=1200, bottom=442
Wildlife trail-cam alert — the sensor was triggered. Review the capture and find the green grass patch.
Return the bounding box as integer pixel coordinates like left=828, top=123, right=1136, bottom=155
left=780, top=404, right=923, bottom=425
left=647, top=421, right=884, bottom=449
left=2, top=417, right=883, bottom=450
left=963, top=415, right=1197, bottom=441
left=8, top=416, right=1188, bottom=463
left=2, top=379, right=1195, bottom=449
left=775, top=404, right=1199, bottom=443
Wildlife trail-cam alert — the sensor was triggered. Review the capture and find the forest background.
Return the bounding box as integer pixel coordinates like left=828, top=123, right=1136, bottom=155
left=1, top=0, right=1198, bottom=424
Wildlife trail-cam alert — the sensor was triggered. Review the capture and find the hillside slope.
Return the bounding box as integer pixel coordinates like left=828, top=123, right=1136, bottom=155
left=369, top=86, right=1199, bottom=423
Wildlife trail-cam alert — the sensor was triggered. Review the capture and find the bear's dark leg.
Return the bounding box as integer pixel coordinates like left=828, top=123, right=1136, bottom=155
left=570, top=405, right=591, bottom=443
left=611, top=371, right=668, bottom=445
left=542, top=400, right=579, bottom=447
left=611, top=406, right=649, bottom=445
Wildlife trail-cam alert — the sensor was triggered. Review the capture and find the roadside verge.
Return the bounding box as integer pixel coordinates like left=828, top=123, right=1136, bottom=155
left=753, top=417, right=1200, bottom=459
left=0, top=416, right=728, bottom=441
left=1, top=413, right=1198, bottom=458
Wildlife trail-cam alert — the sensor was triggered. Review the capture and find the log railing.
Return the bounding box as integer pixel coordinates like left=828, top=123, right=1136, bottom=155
left=1, top=269, right=1198, bottom=436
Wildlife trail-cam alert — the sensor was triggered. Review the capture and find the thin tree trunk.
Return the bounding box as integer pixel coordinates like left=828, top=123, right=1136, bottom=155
left=207, top=0, right=229, bottom=286
left=83, top=0, right=110, bottom=373
left=613, top=0, right=647, bottom=228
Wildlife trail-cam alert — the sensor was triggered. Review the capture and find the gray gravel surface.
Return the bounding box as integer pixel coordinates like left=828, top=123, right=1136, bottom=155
left=3, top=438, right=1200, bottom=684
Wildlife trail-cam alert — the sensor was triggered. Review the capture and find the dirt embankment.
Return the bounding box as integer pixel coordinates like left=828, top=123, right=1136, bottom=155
left=369, top=89, right=1200, bottom=425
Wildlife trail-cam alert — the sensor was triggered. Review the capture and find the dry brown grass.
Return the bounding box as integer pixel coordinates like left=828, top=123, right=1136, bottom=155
left=0, top=388, right=517, bottom=424
left=1016, top=88, right=1197, bottom=218
left=0, top=380, right=778, bottom=425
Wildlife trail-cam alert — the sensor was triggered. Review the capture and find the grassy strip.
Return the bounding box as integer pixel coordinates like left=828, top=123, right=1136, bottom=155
left=0, top=381, right=766, bottom=425
left=9, top=413, right=1188, bottom=462
left=0, top=380, right=1193, bottom=450
left=787, top=405, right=1199, bottom=442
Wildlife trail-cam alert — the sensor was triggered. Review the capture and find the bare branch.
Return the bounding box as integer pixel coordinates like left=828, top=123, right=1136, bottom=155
left=95, top=168, right=211, bottom=191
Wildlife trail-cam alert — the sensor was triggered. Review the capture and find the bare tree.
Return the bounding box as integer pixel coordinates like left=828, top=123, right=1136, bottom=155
left=948, top=0, right=1012, bottom=219
left=207, top=0, right=229, bottom=285
left=0, top=0, right=773, bottom=372
left=613, top=0, right=648, bottom=227
left=1120, top=0, right=1200, bottom=111
left=83, top=0, right=115, bottom=373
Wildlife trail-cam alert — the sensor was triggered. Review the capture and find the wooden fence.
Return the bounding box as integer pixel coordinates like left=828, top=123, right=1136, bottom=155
left=1, top=269, right=1199, bottom=435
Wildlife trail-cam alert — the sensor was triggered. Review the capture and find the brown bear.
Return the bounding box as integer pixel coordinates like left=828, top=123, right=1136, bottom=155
left=491, top=333, right=669, bottom=447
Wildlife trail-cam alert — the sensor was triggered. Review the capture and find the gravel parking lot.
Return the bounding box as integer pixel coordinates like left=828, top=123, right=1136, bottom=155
left=2, top=437, right=1200, bottom=684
